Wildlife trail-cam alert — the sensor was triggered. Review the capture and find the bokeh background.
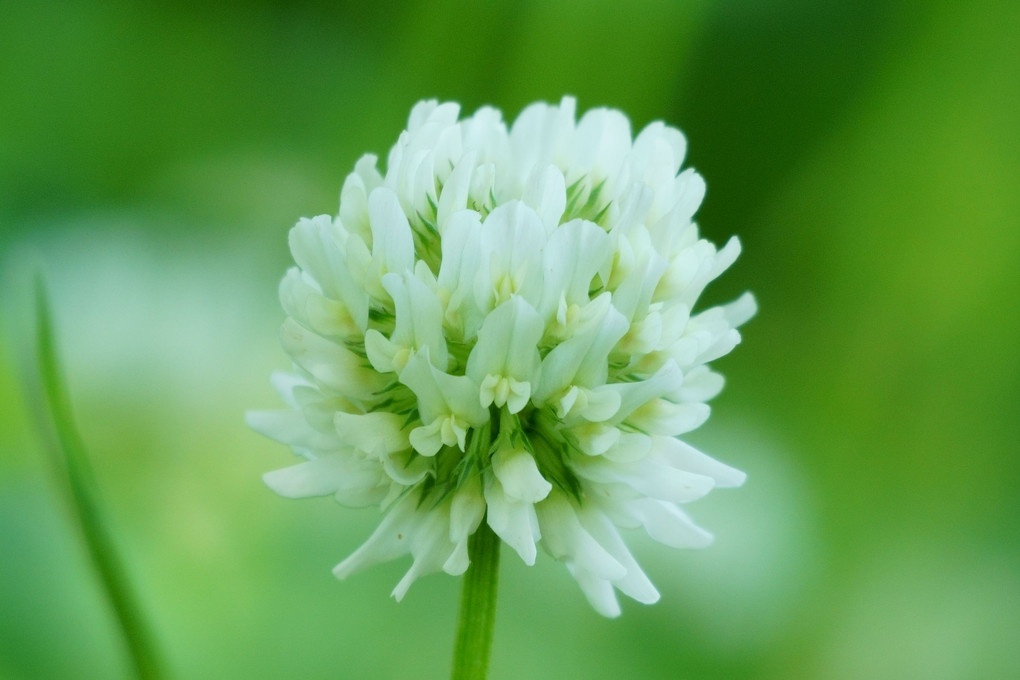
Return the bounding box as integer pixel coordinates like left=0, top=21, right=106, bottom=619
left=2, top=0, right=1018, bottom=678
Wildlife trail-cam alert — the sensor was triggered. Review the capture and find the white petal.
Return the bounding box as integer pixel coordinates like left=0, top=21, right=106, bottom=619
left=504, top=378, right=532, bottom=415
left=626, top=399, right=710, bottom=436
left=578, top=509, right=659, bottom=605
left=605, top=360, right=684, bottom=425
left=436, top=150, right=477, bottom=228
left=491, top=447, right=552, bottom=503
left=617, top=309, right=663, bottom=355
left=697, top=331, right=742, bottom=368
left=333, top=492, right=459, bottom=602
left=509, top=97, right=576, bottom=180
left=381, top=450, right=430, bottom=486
left=537, top=492, right=626, bottom=582
left=632, top=121, right=687, bottom=188
left=449, top=476, right=485, bottom=544
left=394, top=504, right=462, bottom=599
left=246, top=409, right=337, bottom=450
left=407, top=99, right=441, bottom=132
left=461, top=105, right=507, bottom=158
left=279, top=318, right=387, bottom=400
left=611, top=181, right=655, bottom=238
left=268, top=370, right=309, bottom=409
left=381, top=271, right=449, bottom=369
left=409, top=419, right=445, bottom=457
left=435, top=210, right=486, bottom=337
left=571, top=454, right=715, bottom=504
left=709, top=235, right=742, bottom=281
left=724, top=291, right=758, bottom=328
left=398, top=350, right=477, bottom=425
left=446, top=478, right=485, bottom=574
left=289, top=384, right=360, bottom=431
left=263, top=456, right=345, bottom=498
left=572, top=107, right=631, bottom=180
left=538, top=219, right=613, bottom=320
left=610, top=241, right=668, bottom=323
left=534, top=295, right=628, bottom=402
left=279, top=268, right=360, bottom=339
left=339, top=154, right=383, bottom=245
left=484, top=475, right=540, bottom=565
left=334, top=411, right=410, bottom=456
left=671, top=366, right=725, bottom=402
left=363, top=328, right=404, bottom=374
left=580, top=387, right=623, bottom=422
left=473, top=201, right=547, bottom=311
left=465, top=296, right=543, bottom=394
left=400, top=353, right=448, bottom=419
left=288, top=215, right=344, bottom=296
left=628, top=499, right=714, bottom=549
left=468, top=163, right=496, bottom=213
left=651, top=437, right=747, bottom=488
left=378, top=450, right=427, bottom=486
left=264, top=454, right=385, bottom=506
left=670, top=169, right=706, bottom=229
left=368, top=187, right=415, bottom=277
left=566, top=563, right=621, bottom=618
left=570, top=422, right=621, bottom=456
left=602, top=432, right=653, bottom=464
left=288, top=217, right=369, bottom=332
left=521, top=164, right=566, bottom=231
left=333, top=495, right=416, bottom=581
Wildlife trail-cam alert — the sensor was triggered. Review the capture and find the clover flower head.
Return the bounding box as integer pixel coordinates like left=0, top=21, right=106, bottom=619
left=248, top=97, right=755, bottom=617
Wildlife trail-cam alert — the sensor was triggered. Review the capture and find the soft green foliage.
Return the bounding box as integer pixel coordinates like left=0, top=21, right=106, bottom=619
left=1, top=0, right=1018, bottom=678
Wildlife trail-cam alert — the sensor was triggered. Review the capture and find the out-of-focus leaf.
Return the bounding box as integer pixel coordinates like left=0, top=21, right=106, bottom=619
left=32, top=276, right=164, bottom=680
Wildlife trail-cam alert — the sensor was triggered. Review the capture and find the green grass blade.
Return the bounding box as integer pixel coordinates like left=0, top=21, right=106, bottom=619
left=32, top=275, right=165, bottom=680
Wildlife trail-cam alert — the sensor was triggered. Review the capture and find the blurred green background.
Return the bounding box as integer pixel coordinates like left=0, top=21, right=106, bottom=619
left=2, top=0, right=1018, bottom=678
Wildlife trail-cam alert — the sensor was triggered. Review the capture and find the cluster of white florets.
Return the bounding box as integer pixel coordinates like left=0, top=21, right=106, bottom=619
left=248, top=97, right=754, bottom=616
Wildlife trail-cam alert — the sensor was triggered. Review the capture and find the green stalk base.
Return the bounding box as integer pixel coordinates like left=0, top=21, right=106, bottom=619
left=450, top=521, right=501, bottom=680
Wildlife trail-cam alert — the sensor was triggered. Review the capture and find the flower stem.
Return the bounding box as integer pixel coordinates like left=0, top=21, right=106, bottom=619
left=450, top=520, right=501, bottom=680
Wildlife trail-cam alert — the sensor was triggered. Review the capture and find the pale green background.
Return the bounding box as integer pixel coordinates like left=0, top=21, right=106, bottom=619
left=1, top=1, right=1018, bottom=678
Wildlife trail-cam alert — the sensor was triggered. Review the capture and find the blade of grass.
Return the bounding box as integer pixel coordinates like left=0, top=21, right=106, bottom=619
left=32, top=275, right=165, bottom=680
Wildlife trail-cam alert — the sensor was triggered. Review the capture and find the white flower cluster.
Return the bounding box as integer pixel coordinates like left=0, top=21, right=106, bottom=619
left=248, top=97, right=754, bottom=617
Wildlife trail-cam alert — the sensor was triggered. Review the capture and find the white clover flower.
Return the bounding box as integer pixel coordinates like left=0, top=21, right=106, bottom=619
left=248, top=97, right=755, bottom=617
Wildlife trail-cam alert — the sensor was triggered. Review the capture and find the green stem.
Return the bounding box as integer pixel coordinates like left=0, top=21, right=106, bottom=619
left=450, top=521, right=501, bottom=680
left=33, top=277, right=165, bottom=680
